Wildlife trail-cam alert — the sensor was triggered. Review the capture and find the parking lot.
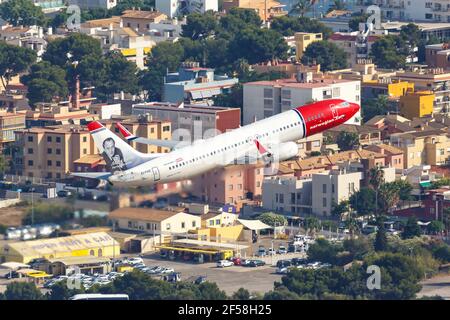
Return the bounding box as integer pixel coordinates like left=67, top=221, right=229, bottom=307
left=141, top=252, right=306, bottom=295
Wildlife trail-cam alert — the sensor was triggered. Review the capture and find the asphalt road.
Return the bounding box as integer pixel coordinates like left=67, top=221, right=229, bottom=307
left=418, top=274, right=450, bottom=299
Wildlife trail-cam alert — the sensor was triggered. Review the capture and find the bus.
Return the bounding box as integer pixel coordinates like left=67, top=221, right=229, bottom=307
left=69, top=294, right=129, bottom=300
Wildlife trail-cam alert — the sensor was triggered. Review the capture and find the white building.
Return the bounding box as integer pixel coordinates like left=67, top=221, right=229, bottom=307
left=88, top=103, right=121, bottom=120
left=243, top=75, right=361, bottom=125
left=156, top=0, right=218, bottom=18
left=262, top=176, right=312, bottom=215
left=312, top=166, right=363, bottom=216
left=68, top=0, right=117, bottom=10
left=355, top=0, right=450, bottom=23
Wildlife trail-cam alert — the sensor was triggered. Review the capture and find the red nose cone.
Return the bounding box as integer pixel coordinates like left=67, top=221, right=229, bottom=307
left=350, top=103, right=360, bottom=116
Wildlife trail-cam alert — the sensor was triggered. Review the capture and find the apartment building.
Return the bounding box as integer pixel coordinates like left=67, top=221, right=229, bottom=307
left=163, top=62, right=239, bottom=105
left=262, top=176, right=312, bottom=215
left=361, top=79, right=414, bottom=100
left=243, top=74, right=361, bottom=125
left=0, top=109, right=25, bottom=148
left=295, top=32, right=323, bottom=61
left=222, top=0, right=287, bottom=22
left=354, top=0, right=450, bottom=22
left=364, top=144, right=405, bottom=170
left=120, top=9, right=168, bottom=34
left=399, top=90, right=435, bottom=119
left=156, top=0, right=218, bottom=18
left=88, top=103, right=121, bottom=120
left=15, top=125, right=96, bottom=180
left=190, top=165, right=264, bottom=209
left=132, top=102, right=240, bottom=142
left=24, top=105, right=97, bottom=128
left=312, top=166, right=363, bottom=216
left=102, top=116, right=172, bottom=154
left=68, top=0, right=117, bottom=10
left=390, top=130, right=450, bottom=167
left=394, top=67, right=450, bottom=115
left=426, top=43, right=450, bottom=69
left=329, top=33, right=381, bottom=68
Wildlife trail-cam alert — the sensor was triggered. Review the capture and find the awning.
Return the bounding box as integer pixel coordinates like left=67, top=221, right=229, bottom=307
left=190, top=91, right=203, bottom=100
left=237, top=219, right=271, bottom=231
left=420, top=181, right=432, bottom=187
left=0, top=262, right=30, bottom=270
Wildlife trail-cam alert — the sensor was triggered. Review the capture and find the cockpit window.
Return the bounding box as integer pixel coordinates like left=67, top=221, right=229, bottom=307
left=341, top=102, right=349, bottom=107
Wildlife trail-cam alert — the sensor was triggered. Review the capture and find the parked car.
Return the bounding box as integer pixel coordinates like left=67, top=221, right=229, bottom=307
left=248, top=260, right=265, bottom=267
left=291, top=258, right=308, bottom=266
left=278, top=245, right=288, bottom=254
left=194, top=275, right=207, bottom=284
left=231, top=257, right=242, bottom=265
left=217, top=260, right=234, bottom=268
left=127, top=257, right=144, bottom=265
left=267, top=248, right=276, bottom=255
left=256, top=247, right=267, bottom=257
left=276, top=259, right=292, bottom=269
left=57, top=190, right=71, bottom=197
left=160, top=267, right=175, bottom=274
left=240, top=259, right=252, bottom=267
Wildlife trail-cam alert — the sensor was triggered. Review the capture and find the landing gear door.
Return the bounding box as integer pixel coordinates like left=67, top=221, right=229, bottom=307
left=152, top=167, right=160, bottom=181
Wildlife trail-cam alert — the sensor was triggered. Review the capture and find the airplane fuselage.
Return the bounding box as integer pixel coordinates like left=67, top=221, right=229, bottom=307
left=107, top=99, right=360, bottom=187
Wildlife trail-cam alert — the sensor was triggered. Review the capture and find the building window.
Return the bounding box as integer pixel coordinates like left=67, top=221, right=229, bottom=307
left=83, top=148, right=87, bottom=154
left=28, top=160, right=33, bottom=166
left=263, top=88, right=273, bottom=98
left=56, top=161, right=61, bottom=167
left=47, top=148, right=52, bottom=154
left=332, top=87, right=340, bottom=97
left=281, top=89, right=291, bottom=99
left=279, top=194, right=284, bottom=203
left=323, top=197, right=327, bottom=207
left=166, top=223, right=171, bottom=230
left=322, top=184, right=327, bottom=193
left=47, top=136, right=52, bottom=142
left=27, top=136, right=33, bottom=142
left=56, top=149, right=61, bottom=155
left=181, top=222, right=185, bottom=229
left=47, top=160, right=52, bottom=166
left=192, top=221, right=196, bottom=228
left=28, top=148, right=33, bottom=154
left=83, top=137, right=87, bottom=142
left=215, top=219, right=220, bottom=225
left=163, top=126, right=170, bottom=132
left=147, top=223, right=151, bottom=229
left=209, top=220, right=214, bottom=226
left=56, top=137, right=61, bottom=143
left=128, top=221, right=132, bottom=228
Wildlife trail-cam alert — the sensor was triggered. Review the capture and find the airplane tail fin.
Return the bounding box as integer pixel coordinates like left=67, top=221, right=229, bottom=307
left=87, top=121, right=147, bottom=174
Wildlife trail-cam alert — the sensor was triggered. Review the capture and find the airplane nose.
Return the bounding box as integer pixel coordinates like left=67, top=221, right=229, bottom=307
left=351, top=103, right=360, bottom=115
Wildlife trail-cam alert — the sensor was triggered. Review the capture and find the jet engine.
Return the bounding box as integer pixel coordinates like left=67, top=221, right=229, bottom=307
left=264, top=142, right=299, bottom=162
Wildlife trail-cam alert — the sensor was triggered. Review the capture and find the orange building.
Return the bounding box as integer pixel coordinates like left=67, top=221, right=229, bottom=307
left=223, top=0, right=287, bottom=22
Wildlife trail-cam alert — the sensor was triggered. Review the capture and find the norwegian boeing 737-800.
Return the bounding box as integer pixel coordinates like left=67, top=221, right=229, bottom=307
left=72, top=99, right=360, bottom=187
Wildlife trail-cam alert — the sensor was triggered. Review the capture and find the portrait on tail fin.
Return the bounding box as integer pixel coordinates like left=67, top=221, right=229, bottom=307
left=101, top=137, right=127, bottom=173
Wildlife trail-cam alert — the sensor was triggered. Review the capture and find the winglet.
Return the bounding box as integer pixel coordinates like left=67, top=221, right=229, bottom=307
left=254, top=139, right=268, bottom=155
left=116, top=122, right=137, bottom=141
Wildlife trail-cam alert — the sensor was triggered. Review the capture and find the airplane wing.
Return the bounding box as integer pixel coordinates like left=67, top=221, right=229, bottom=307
left=115, top=122, right=182, bottom=149
left=71, top=172, right=112, bottom=180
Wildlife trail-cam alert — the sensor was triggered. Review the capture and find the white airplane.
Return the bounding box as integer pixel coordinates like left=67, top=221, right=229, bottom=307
left=72, top=99, right=360, bottom=187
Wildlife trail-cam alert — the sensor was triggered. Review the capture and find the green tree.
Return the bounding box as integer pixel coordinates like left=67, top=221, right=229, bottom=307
left=22, top=203, right=74, bottom=225
left=328, top=0, right=347, bottom=12
left=229, top=27, right=289, bottom=65
left=304, top=216, right=321, bottom=234
left=362, top=95, right=389, bottom=122
left=307, top=238, right=341, bottom=264
left=349, top=13, right=369, bottom=32
left=47, top=282, right=84, bottom=300
left=378, top=182, right=401, bottom=215
left=139, top=41, right=184, bottom=101
left=231, top=288, right=251, bottom=300
left=219, top=7, right=261, bottom=36
left=331, top=200, right=349, bottom=218
left=0, top=42, right=36, bottom=88
left=213, top=84, right=243, bottom=108
left=301, top=41, right=347, bottom=71
left=0, top=0, right=46, bottom=26
left=349, top=187, right=376, bottom=216
left=258, top=212, right=287, bottom=227
left=263, top=287, right=301, bottom=300
left=391, top=180, right=413, bottom=201
left=21, top=61, right=69, bottom=106
left=427, top=220, right=444, bottom=235
left=336, top=131, right=359, bottom=151
left=0, top=155, right=9, bottom=178
left=290, top=0, right=313, bottom=17
left=374, top=225, right=389, bottom=252
left=109, top=0, right=156, bottom=15
left=182, top=12, right=219, bottom=40
left=270, top=16, right=332, bottom=38
left=402, top=217, right=422, bottom=239
left=3, top=282, right=44, bottom=300
left=370, top=35, right=407, bottom=69
left=43, top=33, right=102, bottom=69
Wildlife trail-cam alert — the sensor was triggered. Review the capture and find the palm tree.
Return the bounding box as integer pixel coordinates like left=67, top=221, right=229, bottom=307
left=369, top=166, right=385, bottom=216
left=290, top=0, right=314, bottom=17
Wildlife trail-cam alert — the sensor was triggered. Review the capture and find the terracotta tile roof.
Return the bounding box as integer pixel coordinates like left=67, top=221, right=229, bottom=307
left=109, top=207, right=181, bottom=222
left=121, top=10, right=166, bottom=20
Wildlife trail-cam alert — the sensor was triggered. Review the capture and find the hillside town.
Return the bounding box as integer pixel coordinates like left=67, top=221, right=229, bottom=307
left=0, top=0, right=449, bottom=302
